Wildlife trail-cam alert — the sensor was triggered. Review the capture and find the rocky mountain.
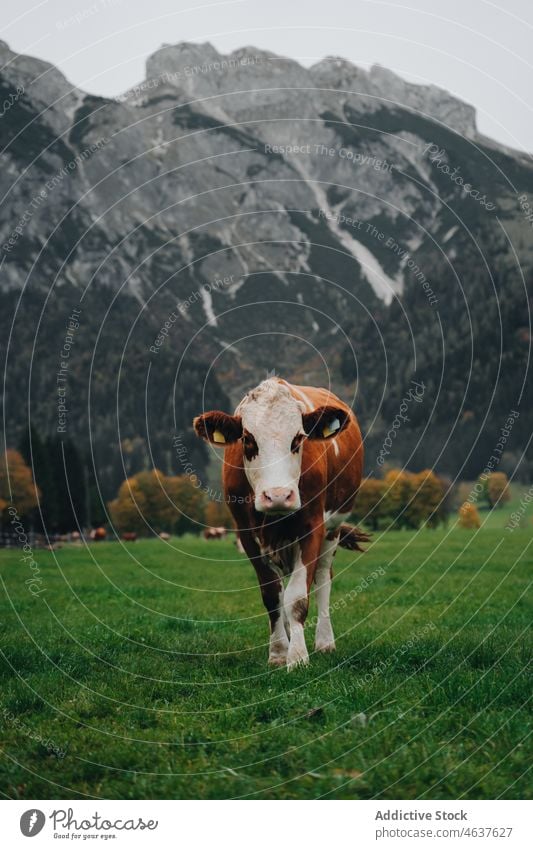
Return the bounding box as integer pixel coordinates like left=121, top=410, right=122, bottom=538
left=1, top=39, right=532, bottom=507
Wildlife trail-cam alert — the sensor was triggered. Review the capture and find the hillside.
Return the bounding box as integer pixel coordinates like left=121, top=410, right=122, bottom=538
left=1, top=40, right=531, bottom=501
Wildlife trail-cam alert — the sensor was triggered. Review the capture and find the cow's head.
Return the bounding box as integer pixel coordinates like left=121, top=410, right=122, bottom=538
left=193, top=380, right=349, bottom=514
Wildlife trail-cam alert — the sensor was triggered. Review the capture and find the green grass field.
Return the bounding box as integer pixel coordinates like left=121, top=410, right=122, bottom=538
left=0, top=498, right=531, bottom=800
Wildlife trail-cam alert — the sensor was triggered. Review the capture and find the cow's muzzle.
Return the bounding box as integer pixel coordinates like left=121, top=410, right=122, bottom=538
left=256, top=487, right=299, bottom=513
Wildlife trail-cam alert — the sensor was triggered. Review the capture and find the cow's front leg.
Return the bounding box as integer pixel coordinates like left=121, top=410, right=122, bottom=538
left=284, top=557, right=309, bottom=670
left=239, top=530, right=289, bottom=666
left=284, top=529, right=323, bottom=670
left=267, top=583, right=290, bottom=666
left=256, top=561, right=289, bottom=666
left=314, top=532, right=338, bottom=652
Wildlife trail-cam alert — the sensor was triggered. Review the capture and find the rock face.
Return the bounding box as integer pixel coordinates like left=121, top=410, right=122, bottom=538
left=1, top=40, right=532, bottom=496
left=310, top=58, right=478, bottom=138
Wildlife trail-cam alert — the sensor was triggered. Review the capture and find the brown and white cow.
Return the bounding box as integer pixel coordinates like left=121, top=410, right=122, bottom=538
left=193, top=378, right=368, bottom=670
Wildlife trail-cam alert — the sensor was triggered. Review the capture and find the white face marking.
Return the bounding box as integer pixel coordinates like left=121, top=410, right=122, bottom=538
left=236, top=380, right=306, bottom=512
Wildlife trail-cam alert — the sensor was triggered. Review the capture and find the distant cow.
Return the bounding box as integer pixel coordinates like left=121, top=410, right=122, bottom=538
left=122, top=532, right=137, bottom=542
left=203, top=526, right=228, bottom=540
left=194, top=378, right=368, bottom=669
left=90, top=527, right=107, bottom=541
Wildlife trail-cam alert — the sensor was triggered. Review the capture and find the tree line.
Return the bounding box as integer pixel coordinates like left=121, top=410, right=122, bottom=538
left=351, top=468, right=511, bottom=531
left=0, top=426, right=106, bottom=534
left=1, top=441, right=512, bottom=538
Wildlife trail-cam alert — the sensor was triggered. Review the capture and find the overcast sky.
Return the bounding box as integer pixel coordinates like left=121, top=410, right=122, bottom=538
left=3, top=0, right=533, bottom=152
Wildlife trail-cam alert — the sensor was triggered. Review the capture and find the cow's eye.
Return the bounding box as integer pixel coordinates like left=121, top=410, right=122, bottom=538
left=242, top=430, right=258, bottom=460
left=291, top=433, right=304, bottom=454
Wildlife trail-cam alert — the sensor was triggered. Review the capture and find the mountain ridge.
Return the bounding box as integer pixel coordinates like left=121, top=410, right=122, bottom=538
left=1, top=40, right=531, bottom=498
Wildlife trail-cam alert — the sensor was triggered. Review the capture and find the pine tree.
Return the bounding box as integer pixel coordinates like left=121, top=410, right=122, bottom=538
left=63, top=439, right=87, bottom=529
left=85, top=453, right=106, bottom=528
left=18, top=425, right=57, bottom=532
left=46, top=436, right=87, bottom=532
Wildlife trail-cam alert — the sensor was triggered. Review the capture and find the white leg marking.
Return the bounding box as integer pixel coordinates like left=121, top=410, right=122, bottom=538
left=281, top=589, right=291, bottom=639
left=268, top=586, right=289, bottom=666
left=314, top=535, right=337, bottom=652
left=284, top=552, right=309, bottom=670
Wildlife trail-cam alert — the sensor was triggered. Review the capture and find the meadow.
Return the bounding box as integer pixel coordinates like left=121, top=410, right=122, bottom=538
left=0, top=495, right=531, bottom=800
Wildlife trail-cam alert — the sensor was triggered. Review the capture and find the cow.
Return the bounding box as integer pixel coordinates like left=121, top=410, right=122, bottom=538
left=193, top=378, right=368, bottom=670
left=122, top=532, right=137, bottom=542
left=203, top=526, right=228, bottom=540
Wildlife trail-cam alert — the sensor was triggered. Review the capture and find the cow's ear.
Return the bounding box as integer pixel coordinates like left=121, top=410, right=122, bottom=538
left=302, top=406, right=350, bottom=440
left=193, top=411, right=242, bottom=445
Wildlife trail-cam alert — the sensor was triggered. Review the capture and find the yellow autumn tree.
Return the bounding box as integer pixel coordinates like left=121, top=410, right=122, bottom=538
left=165, top=475, right=206, bottom=535
left=383, top=469, right=416, bottom=528
left=379, top=468, right=446, bottom=529
left=486, top=472, right=511, bottom=509
left=458, top=502, right=481, bottom=529
left=0, top=449, right=39, bottom=522
left=109, top=470, right=206, bottom=536
left=108, top=477, right=148, bottom=535
left=134, top=469, right=176, bottom=530
left=410, top=469, right=446, bottom=528
left=351, top=478, right=386, bottom=530
left=205, top=498, right=233, bottom=528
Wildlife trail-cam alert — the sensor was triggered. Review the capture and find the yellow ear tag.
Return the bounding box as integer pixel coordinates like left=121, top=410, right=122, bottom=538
left=212, top=429, right=226, bottom=444
left=323, top=417, right=340, bottom=438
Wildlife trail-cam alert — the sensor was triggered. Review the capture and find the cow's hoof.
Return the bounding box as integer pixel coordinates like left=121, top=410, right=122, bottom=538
left=268, top=655, right=287, bottom=667
left=286, top=652, right=309, bottom=671
left=315, top=641, right=336, bottom=653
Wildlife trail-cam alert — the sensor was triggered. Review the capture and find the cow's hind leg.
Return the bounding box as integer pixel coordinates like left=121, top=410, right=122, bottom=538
left=314, top=533, right=338, bottom=652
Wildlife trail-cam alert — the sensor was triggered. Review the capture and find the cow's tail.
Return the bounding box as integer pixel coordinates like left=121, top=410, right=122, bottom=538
left=336, top=523, right=371, bottom=552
